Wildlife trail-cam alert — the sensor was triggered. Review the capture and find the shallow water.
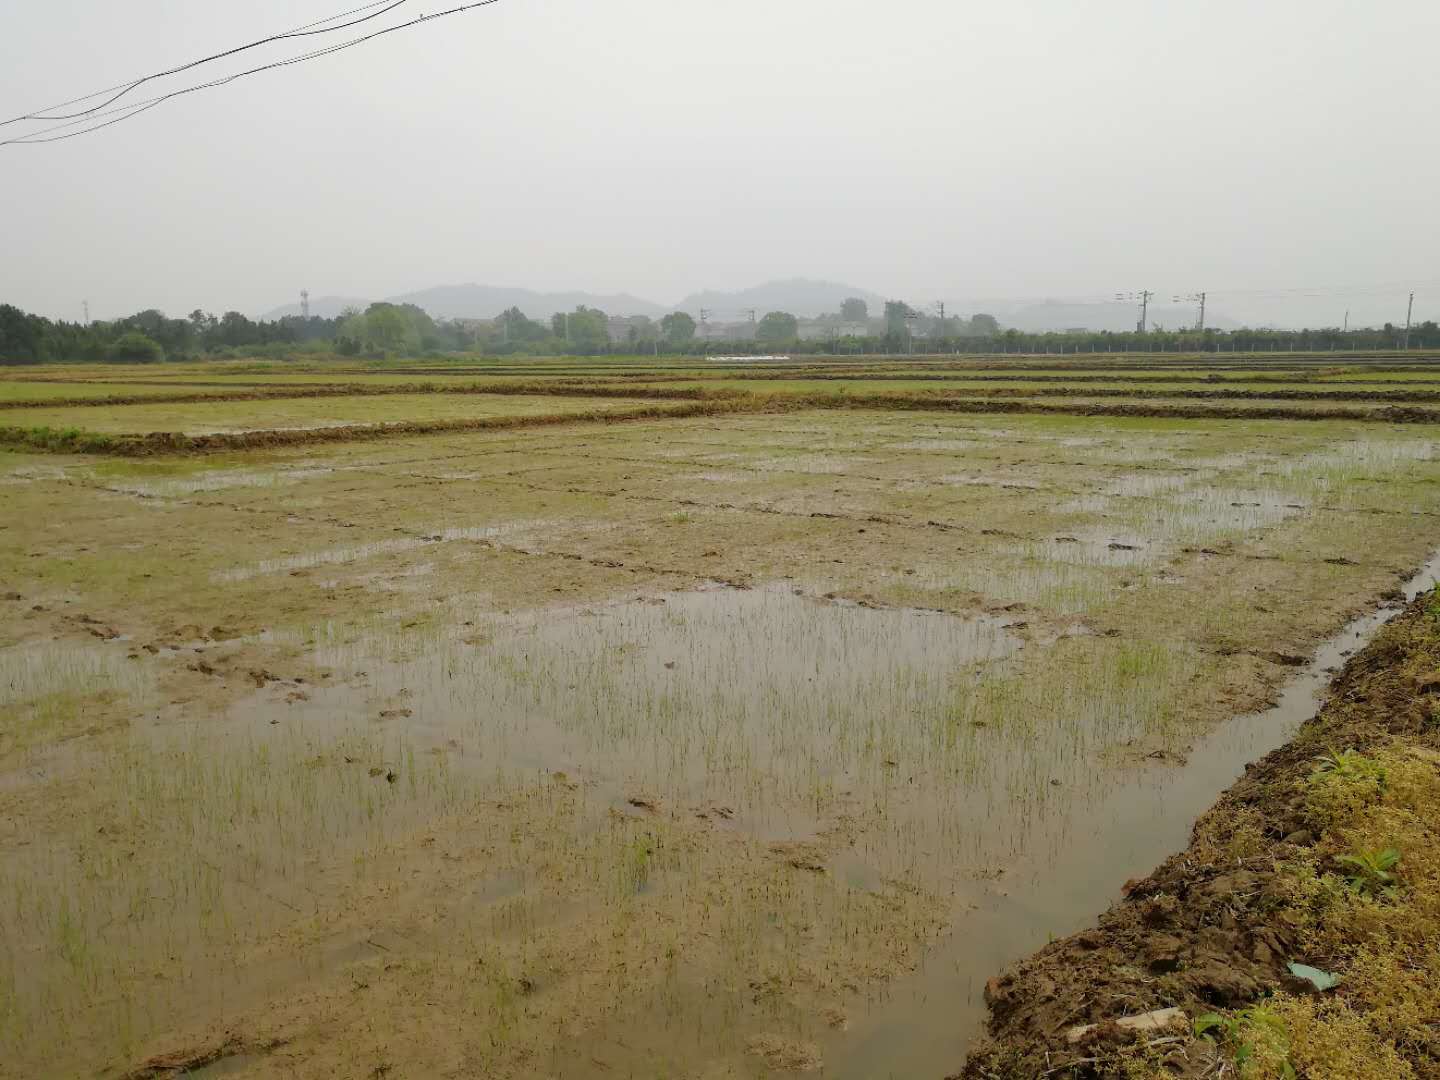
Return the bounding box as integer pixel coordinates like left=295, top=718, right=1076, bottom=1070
left=829, top=546, right=1440, bottom=1078
left=243, top=587, right=1025, bottom=842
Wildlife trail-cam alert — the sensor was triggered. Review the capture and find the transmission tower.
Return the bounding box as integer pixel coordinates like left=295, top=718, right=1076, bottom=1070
left=699, top=308, right=710, bottom=340
left=82, top=300, right=89, bottom=326
left=1116, top=290, right=1154, bottom=332
left=300, top=289, right=311, bottom=321
left=1173, top=291, right=1206, bottom=331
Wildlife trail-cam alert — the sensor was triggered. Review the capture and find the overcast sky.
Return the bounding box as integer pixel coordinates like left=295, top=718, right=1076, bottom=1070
left=2, top=0, right=1437, bottom=326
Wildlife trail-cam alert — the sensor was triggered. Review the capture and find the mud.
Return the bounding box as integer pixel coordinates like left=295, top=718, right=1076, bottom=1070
left=5, top=406, right=1440, bottom=1077
left=6, top=391, right=1440, bottom=462
left=0, top=400, right=744, bottom=455
left=0, top=380, right=739, bottom=411
left=958, top=564, right=1440, bottom=1079
left=779, top=393, right=1440, bottom=424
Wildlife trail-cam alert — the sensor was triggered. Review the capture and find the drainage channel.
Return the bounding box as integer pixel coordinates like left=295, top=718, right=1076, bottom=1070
left=828, top=548, right=1440, bottom=1079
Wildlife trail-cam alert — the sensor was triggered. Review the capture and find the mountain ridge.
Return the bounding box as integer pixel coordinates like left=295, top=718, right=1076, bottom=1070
left=259, top=277, right=886, bottom=322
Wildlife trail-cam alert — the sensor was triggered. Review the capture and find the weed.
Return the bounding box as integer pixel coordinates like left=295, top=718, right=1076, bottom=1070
left=1306, top=749, right=1387, bottom=829
left=1425, top=584, right=1440, bottom=621
left=1335, top=846, right=1402, bottom=898
left=1194, top=1004, right=1295, bottom=1078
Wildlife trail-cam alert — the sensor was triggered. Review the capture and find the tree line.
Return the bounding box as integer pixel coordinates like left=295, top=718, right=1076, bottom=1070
left=2, top=297, right=1436, bottom=365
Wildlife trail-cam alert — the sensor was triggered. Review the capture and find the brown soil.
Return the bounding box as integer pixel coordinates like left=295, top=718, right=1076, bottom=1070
left=0, top=381, right=735, bottom=410
left=0, top=399, right=747, bottom=455
left=787, top=393, right=1440, bottom=424
left=957, top=590, right=1440, bottom=1079
left=7, top=391, right=1440, bottom=460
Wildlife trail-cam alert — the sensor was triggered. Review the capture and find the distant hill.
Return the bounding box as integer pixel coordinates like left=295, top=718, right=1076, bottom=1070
left=263, top=295, right=369, bottom=320
left=674, top=278, right=888, bottom=319
left=261, top=278, right=893, bottom=323
left=385, top=283, right=668, bottom=319
left=262, top=284, right=667, bottom=322
left=998, top=300, right=1239, bottom=333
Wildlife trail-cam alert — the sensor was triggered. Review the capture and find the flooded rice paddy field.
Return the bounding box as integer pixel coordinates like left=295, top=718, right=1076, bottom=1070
left=4, top=363, right=1440, bottom=1076
left=4, top=394, right=660, bottom=436
left=8, top=355, right=1440, bottom=413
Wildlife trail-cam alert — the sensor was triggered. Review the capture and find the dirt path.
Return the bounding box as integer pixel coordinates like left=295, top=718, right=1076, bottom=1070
left=958, top=588, right=1440, bottom=1079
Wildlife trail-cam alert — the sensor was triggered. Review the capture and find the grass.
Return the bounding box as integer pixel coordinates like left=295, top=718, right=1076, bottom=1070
left=1182, top=734, right=1440, bottom=1080
left=7, top=392, right=669, bottom=435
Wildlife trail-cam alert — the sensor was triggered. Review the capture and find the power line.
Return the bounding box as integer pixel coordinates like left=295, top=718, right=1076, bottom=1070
left=1, top=0, right=506, bottom=147
left=1, top=1, right=410, bottom=127
left=1115, top=290, right=1153, bottom=332
left=1173, top=291, right=1206, bottom=331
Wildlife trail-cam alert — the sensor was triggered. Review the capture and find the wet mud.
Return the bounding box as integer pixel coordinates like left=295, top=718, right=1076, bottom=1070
left=958, top=559, right=1440, bottom=1079
left=4, top=401, right=1440, bottom=1077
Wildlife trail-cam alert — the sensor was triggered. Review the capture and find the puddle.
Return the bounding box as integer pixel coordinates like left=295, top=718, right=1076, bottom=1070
left=828, top=547, right=1440, bottom=1078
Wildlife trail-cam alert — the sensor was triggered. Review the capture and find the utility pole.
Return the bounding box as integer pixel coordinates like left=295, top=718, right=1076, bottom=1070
left=1404, top=291, right=1414, bottom=350
left=300, top=289, right=310, bottom=321
left=1115, top=290, right=1153, bottom=333
left=1174, top=292, right=1206, bottom=331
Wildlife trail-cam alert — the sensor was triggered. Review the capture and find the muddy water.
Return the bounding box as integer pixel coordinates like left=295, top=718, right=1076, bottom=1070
left=830, top=548, right=1440, bottom=1078
left=246, top=587, right=1022, bottom=840
left=126, top=584, right=1214, bottom=1072
left=11, top=555, right=1436, bottom=1075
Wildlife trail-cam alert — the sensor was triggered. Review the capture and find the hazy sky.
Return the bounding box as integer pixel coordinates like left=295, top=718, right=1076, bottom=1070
left=2, top=0, right=1437, bottom=326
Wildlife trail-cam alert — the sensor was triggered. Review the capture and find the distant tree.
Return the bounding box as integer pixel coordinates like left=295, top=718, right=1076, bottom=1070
left=661, top=311, right=696, bottom=345
left=626, top=315, right=656, bottom=346
left=105, top=331, right=165, bottom=363
left=0, top=304, right=44, bottom=363
left=188, top=309, right=217, bottom=344
left=363, top=303, right=412, bottom=353
left=884, top=301, right=916, bottom=337
left=756, top=311, right=799, bottom=344
left=335, top=308, right=368, bottom=355
left=214, top=311, right=261, bottom=348
left=840, top=297, right=868, bottom=322
left=968, top=312, right=1001, bottom=335
left=567, top=306, right=609, bottom=353
left=496, top=307, right=546, bottom=345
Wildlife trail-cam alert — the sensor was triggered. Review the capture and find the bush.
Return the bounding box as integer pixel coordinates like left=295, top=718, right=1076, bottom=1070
left=104, top=331, right=164, bottom=363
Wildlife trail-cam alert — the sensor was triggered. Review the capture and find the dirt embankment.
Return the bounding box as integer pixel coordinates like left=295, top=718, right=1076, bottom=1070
left=0, top=381, right=740, bottom=411
left=958, top=590, right=1440, bottom=1079
left=780, top=393, right=1440, bottom=424
left=6, top=391, right=1440, bottom=460
left=0, top=400, right=746, bottom=456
